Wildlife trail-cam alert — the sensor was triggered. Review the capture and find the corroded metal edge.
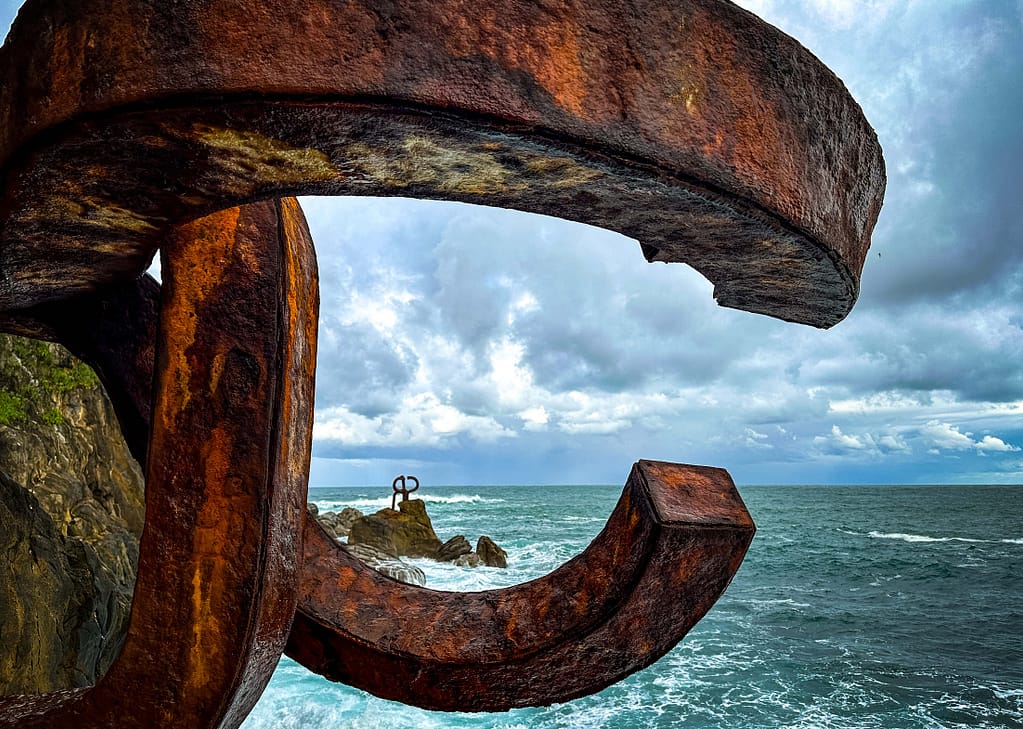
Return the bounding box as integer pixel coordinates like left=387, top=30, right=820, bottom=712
left=286, top=460, right=754, bottom=711
left=0, top=0, right=885, bottom=327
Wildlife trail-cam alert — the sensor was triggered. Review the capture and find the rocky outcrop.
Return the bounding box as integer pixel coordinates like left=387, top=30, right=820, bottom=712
left=348, top=498, right=443, bottom=559
left=341, top=543, right=426, bottom=586
left=345, top=497, right=508, bottom=569
left=454, top=552, right=482, bottom=568
left=314, top=506, right=364, bottom=540
left=476, top=536, right=508, bottom=568
left=435, top=535, right=472, bottom=563
left=0, top=335, right=145, bottom=695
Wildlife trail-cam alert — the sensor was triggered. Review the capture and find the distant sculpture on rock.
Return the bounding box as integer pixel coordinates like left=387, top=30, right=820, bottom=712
left=312, top=477, right=510, bottom=572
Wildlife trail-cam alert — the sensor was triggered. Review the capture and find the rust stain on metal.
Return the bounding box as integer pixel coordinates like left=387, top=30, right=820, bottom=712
left=0, top=0, right=883, bottom=326
left=0, top=0, right=885, bottom=725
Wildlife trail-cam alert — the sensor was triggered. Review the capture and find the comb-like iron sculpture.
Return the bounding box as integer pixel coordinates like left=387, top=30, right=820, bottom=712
left=0, top=0, right=884, bottom=725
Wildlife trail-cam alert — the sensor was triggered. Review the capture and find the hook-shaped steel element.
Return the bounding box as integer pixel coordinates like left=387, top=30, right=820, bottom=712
left=291, top=460, right=753, bottom=711
left=391, top=475, right=421, bottom=510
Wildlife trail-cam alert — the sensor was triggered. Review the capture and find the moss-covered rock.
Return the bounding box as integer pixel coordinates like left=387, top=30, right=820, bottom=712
left=0, top=334, right=144, bottom=694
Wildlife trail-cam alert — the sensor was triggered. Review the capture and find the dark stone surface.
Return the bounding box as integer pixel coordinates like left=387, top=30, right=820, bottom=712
left=0, top=335, right=143, bottom=695
left=476, top=536, right=508, bottom=569
left=436, top=535, right=472, bottom=563
left=454, top=553, right=482, bottom=569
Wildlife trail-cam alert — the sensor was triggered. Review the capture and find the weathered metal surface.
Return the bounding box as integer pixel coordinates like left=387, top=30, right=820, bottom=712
left=289, top=460, right=754, bottom=711
left=0, top=199, right=318, bottom=728
left=0, top=0, right=886, bottom=723
left=0, top=0, right=884, bottom=326
left=0, top=198, right=754, bottom=714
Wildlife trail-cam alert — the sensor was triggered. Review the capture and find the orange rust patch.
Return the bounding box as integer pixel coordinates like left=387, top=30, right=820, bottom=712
left=160, top=206, right=242, bottom=425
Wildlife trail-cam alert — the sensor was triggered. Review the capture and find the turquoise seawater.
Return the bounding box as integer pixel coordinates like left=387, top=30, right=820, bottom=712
left=243, top=484, right=1023, bottom=728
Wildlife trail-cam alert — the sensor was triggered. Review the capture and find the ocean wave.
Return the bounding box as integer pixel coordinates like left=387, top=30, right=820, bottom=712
left=746, top=597, right=811, bottom=609
left=314, top=493, right=505, bottom=511
left=1001, top=537, right=1023, bottom=544
left=868, top=531, right=987, bottom=544
left=992, top=687, right=1023, bottom=700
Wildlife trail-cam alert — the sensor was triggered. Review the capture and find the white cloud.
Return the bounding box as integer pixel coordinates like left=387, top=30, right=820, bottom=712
left=918, top=421, right=976, bottom=451
left=917, top=421, right=1020, bottom=454
left=976, top=435, right=1020, bottom=453
left=314, top=393, right=513, bottom=449
left=744, top=428, right=772, bottom=449
left=519, top=406, right=549, bottom=431
left=828, top=425, right=870, bottom=450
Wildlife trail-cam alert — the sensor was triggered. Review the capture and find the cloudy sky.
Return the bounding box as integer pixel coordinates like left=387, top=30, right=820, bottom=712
left=3, top=1, right=1022, bottom=486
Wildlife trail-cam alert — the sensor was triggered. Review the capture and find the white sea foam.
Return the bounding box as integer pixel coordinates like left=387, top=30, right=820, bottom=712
left=1002, top=537, right=1023, bottom=544
left=867, top=531, right=987, bottom=544
left=747, top=597, right=811, bottom=609
left=314, top=493, right=505, bottom=511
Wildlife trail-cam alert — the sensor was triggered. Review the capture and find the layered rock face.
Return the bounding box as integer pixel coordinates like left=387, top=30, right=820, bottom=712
left=348, top=498, right=443, bottom=559
left=0, top=335, right=145, bottom=694
left=345, top=498, right=508, bottom=569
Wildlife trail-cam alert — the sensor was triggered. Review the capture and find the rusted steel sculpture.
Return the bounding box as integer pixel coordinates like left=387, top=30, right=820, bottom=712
left=0, top=0, right=884, bottom=726
left=391, top=474, right=421, bottom=510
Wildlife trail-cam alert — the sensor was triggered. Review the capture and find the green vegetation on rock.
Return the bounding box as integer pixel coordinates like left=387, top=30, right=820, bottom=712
left=0, top=390, right=26, bottom=424
left=0, top=333, right=146, bottom=694
left=0, top=335, right=101, bottom=427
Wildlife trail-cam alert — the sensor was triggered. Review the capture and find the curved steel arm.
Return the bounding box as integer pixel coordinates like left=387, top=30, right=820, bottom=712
left=0, top=0, right=883, bottom=327
left=290, top=460, right=753, bottom=711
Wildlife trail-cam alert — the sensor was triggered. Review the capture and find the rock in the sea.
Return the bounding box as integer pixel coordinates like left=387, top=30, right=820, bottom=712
left=306, top=502, right=319, bottom=518
left=0, top=335, right=144, bottom=694
left=348, top=498, right=442, bottom=558
left=342, top=543, right=426, bottom=586
left=454, top=552, right=482, bottom=568
left=435, top=535, right=472, bottom=562
left=315, top=506, right=364, bottom=539
left=477, top=535, right=508, bottom=568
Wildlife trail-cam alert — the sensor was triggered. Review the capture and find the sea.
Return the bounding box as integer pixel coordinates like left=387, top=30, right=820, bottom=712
left=242, top=483, right=1023, bottom=729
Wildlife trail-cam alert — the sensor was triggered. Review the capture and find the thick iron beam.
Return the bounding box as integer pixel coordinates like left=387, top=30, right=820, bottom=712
left=0, top=0, right=884, bottom=327
left=0, top=199, right=318, bottom=728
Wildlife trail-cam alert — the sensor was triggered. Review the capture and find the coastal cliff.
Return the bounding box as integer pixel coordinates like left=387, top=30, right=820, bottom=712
left=0, top=335, right=144, bottom=694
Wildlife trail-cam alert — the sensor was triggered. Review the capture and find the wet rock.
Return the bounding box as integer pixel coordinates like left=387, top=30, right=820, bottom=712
left=435, top=535, right=472, bottom=562
left=477, top=535, right=508, bottom=568
left=316, top=506, right=364, bottom=539
left=454, top=552, right=482, bottom=568
left=348, top=498, right=442, bottom=559
left=342, top=543, right=426, bottom=587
